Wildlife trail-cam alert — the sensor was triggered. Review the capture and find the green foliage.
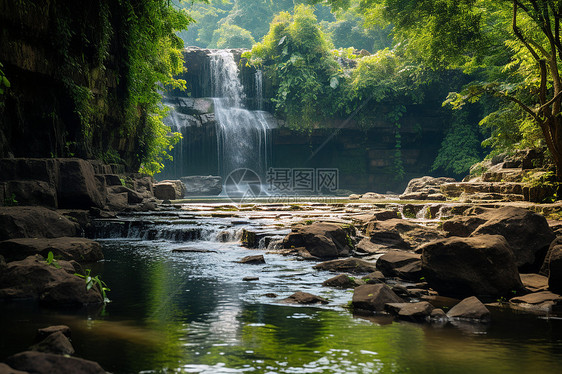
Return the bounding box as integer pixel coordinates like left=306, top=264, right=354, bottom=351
left=45, top=251, right=61, bottom=269
left=75, top=269, right=111, bottom=304
left=3, top=193, right=18, bottom=207
left=210, top=23, right=256, bottom=49
left=246, top=5, right=343, bottom=129
left=119, top=0, right=192, bottom=175
left=0, top=62, right=10, bottom=97
left=432, top=111, right=483, bottom=175
left=335, top=0, right=562, bottom=176
left=386, top=105, right=406, bottom=180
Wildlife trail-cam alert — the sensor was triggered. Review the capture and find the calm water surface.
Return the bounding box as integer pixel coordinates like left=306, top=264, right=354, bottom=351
left=1, top=211, right=562, bottom=373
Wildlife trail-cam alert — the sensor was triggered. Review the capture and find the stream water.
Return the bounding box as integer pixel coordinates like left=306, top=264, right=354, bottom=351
left=1, top=204, right=562, bottom=373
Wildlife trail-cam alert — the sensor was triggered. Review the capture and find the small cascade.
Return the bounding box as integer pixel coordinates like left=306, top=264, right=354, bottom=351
left=210, top=51, right=274, bottom=178
left=416, top=205, right=430, bottom=220
left=255, top=70, right=264, bottom=110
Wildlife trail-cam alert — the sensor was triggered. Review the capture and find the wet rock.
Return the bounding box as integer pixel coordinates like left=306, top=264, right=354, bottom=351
left=447, top=296, right=491, bottom=321
left=107, top=185, right=144, bottom=204
left=0, top=207, right=80, bottom=240
left=376, top=251, right=423, bottom=281
left=154, top=182, right=179, bottom=200
left=36, top=326, right=71, bottom=340
left=362, top=271, right=385, bottom=283
left=0, top=255, right=102, bottom=306
left=386, top=301, right=434, bottom=322
left=470, top=207, right=554, bottom=270
left=366, top=219, right=442, bottom=251
left=105, top=192, right=128, bottom=211
left=281, top=292, right=328, bottom=305
left=442, top=216, right=488, bottom=237
left=391, top=284, right=411, bottom=298
left=520, top=273, right=549, bottom=292
left=541, top=237, right=562, bottom=292
left=355, top=237, right=385, bottom=255
left=421, top=235, right=523, bottom=298
left=510, top=291, right=562, bottom=306
left=6, top=351, right=105, bottom=374
left=102, top=174, right=122, bottom=187
left=181, top=176, right=222, bottom=196
left=0, top=238, right=103, bottom=263
left=430, top=308, right=447, bottom=320
left=243, top=276, right=259, bottom=281
left=2, top=180, right=57, bottom=208
left=351, top=284, right=404, bottom=312
left=30, top=331, right=74, bottom=355
left=400, top=176, right=456, bottom=200
left=57, top=159, right=106, bottom=209
left=236, top=255, right=265, bottom=264
left=322, top=274, right=363, bottom=288
left=264, top=293, right=277, bottom=298
left=283, top=222, right=353, bottom=258
left=384, top=302, right=408, bottom=314
left=159, top=180, right=186, bottom=199
left=313, top=258, right=377, bottom=274
left=0, top=363, right=28, bottom=374
left=548, top=245, right=562, bottom=294
left=351, top=210, right=399, bottom=228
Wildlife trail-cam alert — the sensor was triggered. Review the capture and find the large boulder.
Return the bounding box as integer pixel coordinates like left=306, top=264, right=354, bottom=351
left=366, top=219, right=442, bottom=251
left=56, top=159, right=106, bottom=209
left=181, top=176, right=222, bottom=196
left=283, top=222, right=353, bottom=258
left=6, top=351, right=106, bottom=374
left=0, top=207, right=80, bottom=240
left=0, top=237, right=103, bottom=263
left=351, top=284, right=404, bottom=312
left=0, top=255, right=103, bottom=306
left=420, top=235, right=524, bottom=298
left=470, top=207, right=554, bottom=269
left=444, top=207, right=554, bottom=269
left=376, top=251, right=423, bottom=281
left=313, top=258, right=377, bottom=274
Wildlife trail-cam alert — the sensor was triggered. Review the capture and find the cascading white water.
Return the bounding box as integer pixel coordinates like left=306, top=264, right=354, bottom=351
left=209, top=51, right=274, bottom=178
left=255, top=70, right=264, bottom=110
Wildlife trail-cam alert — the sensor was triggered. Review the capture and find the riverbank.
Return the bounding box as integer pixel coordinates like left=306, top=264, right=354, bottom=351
left=3, top=200, right=562, bottom=373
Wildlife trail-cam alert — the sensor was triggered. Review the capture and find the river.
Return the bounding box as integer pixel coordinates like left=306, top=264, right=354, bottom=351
left=1, top=203, right=562, bottom=373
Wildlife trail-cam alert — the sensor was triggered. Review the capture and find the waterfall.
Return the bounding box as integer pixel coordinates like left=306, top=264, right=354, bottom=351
left=209, top=50, right=274, bottom=178
left=255, top=70, right=264, bottom=110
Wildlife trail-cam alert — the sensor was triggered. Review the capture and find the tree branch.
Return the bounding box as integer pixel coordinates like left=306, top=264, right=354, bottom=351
left=512, top=1, right=542, bottom=62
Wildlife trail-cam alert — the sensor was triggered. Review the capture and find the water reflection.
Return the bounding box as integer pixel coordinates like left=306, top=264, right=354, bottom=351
left=1, top=236, right=562, bottom=373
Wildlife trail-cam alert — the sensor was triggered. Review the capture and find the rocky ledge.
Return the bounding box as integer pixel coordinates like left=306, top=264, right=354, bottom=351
left=271, top=204, right=562, bottom=323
